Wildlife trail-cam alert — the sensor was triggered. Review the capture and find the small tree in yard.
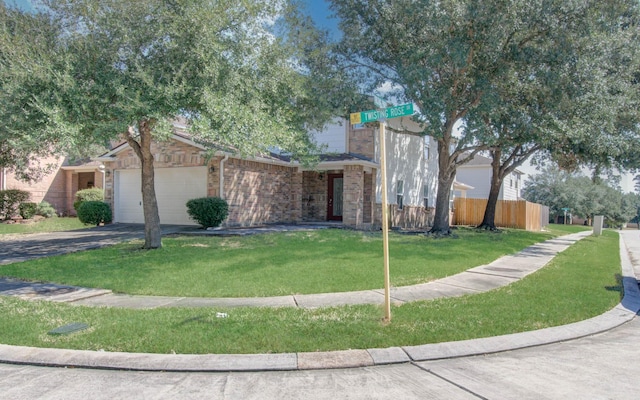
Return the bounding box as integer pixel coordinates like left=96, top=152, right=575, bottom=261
left=2, top=0, right=346, bottom=249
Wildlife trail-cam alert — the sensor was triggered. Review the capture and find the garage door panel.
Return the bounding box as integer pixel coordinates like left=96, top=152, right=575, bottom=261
left=115, top=167, right=207, bottom=225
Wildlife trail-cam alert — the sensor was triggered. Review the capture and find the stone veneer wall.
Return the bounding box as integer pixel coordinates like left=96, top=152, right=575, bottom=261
left=223, top=158, right=301, bottom=226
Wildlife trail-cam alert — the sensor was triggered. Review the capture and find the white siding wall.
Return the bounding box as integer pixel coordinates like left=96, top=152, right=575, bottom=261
left=310, top=120, right=347, bottom=153
left=455, top=167, right=494, bottom=199
left=502, top=172, right=522, bottom=200
left=375, top=129, right=438, bottom=207
left=456, top=166, right=522, bottom=201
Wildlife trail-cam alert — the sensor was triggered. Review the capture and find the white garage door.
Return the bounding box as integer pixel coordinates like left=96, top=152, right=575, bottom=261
left=114, top=167, right=207, bottom=225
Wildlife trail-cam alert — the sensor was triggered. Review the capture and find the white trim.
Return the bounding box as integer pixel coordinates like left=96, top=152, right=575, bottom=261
left=219, top=154, right=229, bottom=200
left=60, top=166, right=102, bottom=172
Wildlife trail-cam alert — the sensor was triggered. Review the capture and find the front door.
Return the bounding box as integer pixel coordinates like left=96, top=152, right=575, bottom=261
left=327, top=174, right=343, bottom=221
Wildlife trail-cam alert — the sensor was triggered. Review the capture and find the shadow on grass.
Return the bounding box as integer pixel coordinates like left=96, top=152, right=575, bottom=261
left=605, top=274, right=624, bottom=301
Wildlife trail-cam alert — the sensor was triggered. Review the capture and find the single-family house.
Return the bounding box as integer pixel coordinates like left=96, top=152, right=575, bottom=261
left=93, top=118, right=440, bottom=229
left=455, top=154, right=523, bottom=201
left=0, top=155, right=107, bottom=217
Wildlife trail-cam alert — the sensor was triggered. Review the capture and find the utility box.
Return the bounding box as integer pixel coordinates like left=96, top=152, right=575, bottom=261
left=593, top=215, right=604, bottom=236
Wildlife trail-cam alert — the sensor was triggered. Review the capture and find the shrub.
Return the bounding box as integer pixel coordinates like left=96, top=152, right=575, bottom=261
left=186, top=197, right=229, bottom=228
left=73, top=188, right=104, bottom=211
left=19, top=202, right=38, bottom=219
left=0, top=189, right=30, bottom=219
left=77, top=201, right=112, bottom=226
left=36, top=201, right=57, bottom=218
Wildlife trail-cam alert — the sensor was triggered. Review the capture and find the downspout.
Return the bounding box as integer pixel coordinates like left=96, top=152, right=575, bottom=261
left=219, top=155, right=229, bottom=199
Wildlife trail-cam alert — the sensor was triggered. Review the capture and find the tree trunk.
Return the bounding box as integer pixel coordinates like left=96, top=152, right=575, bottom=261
left=431, top=173, right=455, bottom=234
left=478, top=150, right=504, bottom=230
left=430, top=135, right=456, bottom=235
left=126, top=120, right=163, bottom=249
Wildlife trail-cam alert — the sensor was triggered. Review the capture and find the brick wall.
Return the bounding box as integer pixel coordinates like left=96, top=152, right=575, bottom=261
left=223, top=159, right=301, bottom=226
left=1, top=156, right=69, bottom=216
left=343, top=165, right=364, bottom=228
left=302, top=171, right=328, bottom=221
left=112, top=140, right=206, bottom=170
left=348, top=125, right=376, bottom=159
left=374, top=204, right=434, bottom=230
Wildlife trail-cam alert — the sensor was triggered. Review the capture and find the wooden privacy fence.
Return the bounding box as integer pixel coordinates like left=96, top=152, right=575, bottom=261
left=453, top=198, right=548, bottom=231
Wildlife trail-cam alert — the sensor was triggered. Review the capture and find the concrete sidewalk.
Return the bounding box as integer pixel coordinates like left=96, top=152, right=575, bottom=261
left=0, top=229, right=638, bottom=372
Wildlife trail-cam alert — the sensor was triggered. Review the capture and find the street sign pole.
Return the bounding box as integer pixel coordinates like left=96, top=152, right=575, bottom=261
left=349, top=102, right=413, bottom=323
left=379, top=119, right=391, bottom=322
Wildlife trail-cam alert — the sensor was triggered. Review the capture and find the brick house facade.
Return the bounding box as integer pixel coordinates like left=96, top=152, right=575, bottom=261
left=7, top=117, right=439, bottom=229
left=97, top=132, right=380, bottom=228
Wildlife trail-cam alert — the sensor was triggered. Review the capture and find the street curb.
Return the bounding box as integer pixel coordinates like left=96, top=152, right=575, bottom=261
left=0, top=231, right=637, bottom=372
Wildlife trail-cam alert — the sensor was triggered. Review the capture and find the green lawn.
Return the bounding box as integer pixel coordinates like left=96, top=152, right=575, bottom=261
left=0, top=217, right=86, bottom=235
left=0, top=227, right=561, bottom=297
left=0, top=229, right=619, bottom=354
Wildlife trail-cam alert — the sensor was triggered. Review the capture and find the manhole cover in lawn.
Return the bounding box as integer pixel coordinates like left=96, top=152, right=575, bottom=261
left=48, top=322, right=89, bottom=335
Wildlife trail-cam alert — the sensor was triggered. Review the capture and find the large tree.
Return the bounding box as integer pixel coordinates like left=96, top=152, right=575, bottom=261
left=472, top=1, right=640, bottom=230
left=2, top=0, right=342, bottom=248
left=0, top=2, right=75, bottom=181
left=330, top=0, right=639, bottom=234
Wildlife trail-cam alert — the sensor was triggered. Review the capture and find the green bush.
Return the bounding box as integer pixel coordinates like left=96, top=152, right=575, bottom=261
left=0, top=189, right=31, bottom=219
left=36, top=201, right=57, bottom=218
left=73, top=188, right=104, bottom=211
left=186, top=197, right=229, bottom=228
left=19, top=202, right=38, bottom=219
left=77, top=201, right=112, bottom=226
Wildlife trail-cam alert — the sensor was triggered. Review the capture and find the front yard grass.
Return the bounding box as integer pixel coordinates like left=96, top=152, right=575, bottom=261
left=0, top=227, right=561, bottom=297
left=0, top=230, right=620, bottom=354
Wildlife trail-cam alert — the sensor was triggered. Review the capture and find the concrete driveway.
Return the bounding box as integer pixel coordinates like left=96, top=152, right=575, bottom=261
left=0, top=223, right=189, bottom=265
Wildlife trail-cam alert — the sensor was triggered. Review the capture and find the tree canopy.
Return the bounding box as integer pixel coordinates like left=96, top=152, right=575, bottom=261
left=330, top=0, right=640, bottom=233
left=2, top=0, right=345, bottom=248
left=522, top=166, right=639, bottom=227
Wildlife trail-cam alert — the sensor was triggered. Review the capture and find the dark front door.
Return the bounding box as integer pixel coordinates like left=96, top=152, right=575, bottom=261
left=327, top=174, right=343, bottom=221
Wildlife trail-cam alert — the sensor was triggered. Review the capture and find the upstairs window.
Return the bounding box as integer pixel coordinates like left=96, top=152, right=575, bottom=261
left=423, top=185, right=429, bottom=208
left=397, top=180, right=404, bottom=210
left=424, top=142, right=430, bottom=160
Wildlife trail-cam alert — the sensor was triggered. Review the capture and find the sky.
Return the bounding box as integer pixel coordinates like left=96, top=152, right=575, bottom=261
left=7, top=0, right=635, bottom=192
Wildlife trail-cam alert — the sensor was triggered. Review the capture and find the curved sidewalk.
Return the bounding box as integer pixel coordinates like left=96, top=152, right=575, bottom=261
left=0, top=230, right=638, bottom=372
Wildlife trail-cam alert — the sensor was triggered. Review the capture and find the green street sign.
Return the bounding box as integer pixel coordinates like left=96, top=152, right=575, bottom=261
left=350, top=103, right=414, bottom=125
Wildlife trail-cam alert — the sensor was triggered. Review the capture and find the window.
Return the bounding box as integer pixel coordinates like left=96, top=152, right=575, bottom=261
left=424, top=142, right=430, bottom=160
left=423, top=185, right=429, bottom=208
left=510, top=178, right=513, bottom=188
left=397, top=180, right=404, bottom=210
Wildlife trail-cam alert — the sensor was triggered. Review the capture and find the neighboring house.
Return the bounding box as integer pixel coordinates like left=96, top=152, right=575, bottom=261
left=455, top=154, right=523, bottom=201
left=0, top=155, right=106, bottom=217
left=95, top=118, right=440, bottom=229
